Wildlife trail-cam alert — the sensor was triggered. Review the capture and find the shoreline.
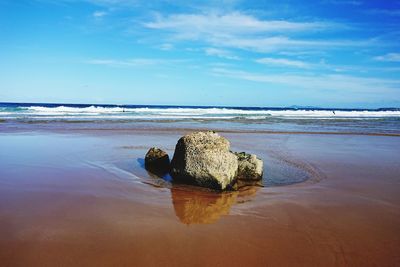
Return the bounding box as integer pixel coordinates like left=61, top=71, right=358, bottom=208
left=2, top=123, right=400, bottom=137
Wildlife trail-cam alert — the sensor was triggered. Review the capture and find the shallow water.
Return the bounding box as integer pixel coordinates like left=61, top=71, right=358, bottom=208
left=0, top=132, right=311, bottom=198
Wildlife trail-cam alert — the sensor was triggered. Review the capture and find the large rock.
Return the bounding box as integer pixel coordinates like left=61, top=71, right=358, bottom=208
left=145, top=147, right=170, bottom=174
left=235, top=152, right=263, bottom=181
left=170, top=131, right=238, bottom=190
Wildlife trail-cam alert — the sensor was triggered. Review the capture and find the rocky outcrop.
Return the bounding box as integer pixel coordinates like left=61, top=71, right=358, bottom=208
left=170, top=131, right=238, bottom=190
left=144, top=147, right=170, bottom=174
left=144, top=131, right=264, bottom=190
left=235, top=152, right=263, bottom=181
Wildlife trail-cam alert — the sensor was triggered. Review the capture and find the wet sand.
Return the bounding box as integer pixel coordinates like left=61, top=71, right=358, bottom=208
left=0, top=130, right=399, bottom=266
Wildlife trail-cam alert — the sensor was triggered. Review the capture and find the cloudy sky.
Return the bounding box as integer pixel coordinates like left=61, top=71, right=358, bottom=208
left=1, top=0, right=400, bottom=108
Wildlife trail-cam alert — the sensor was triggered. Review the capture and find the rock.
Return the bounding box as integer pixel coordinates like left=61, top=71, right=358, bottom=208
left=235, top=152, right=263, bottom=181
left=170, top=131, right=238, bottom=190
left=167, top=131, right=264, bottom=190
left=144, top=147, right=170, bottom=174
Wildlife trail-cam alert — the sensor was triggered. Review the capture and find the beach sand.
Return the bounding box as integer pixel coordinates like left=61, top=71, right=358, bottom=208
left=0, top=129, right=399, bottom=266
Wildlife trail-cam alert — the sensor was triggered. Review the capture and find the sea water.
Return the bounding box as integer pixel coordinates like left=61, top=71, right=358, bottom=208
left=1, top=102, right=400, bottom=134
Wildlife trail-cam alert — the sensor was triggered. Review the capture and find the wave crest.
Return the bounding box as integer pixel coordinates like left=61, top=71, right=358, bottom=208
left=0, top=104, right=399, bottom=120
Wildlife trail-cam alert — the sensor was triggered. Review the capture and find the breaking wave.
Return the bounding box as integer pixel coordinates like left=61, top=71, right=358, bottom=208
left=1, top=103, right=400, bottom=121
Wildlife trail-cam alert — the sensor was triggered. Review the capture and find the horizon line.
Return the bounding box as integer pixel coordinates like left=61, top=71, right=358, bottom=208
left=0, top=101, right=398, bottom=111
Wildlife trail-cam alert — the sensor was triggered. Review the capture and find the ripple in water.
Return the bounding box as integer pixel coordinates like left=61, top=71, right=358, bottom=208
left=114, top=153, right=315, bottom=224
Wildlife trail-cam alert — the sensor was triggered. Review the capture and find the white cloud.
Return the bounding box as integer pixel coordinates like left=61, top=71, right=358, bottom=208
left=209, top=35, right=368, bottom=53
left=323, top=0, right=362, bottom=6
left=144, top=12, right=335, bottom=35
left=93, top=10, right=107, bottom=17
left=204, top=47, right=239, bottom=60
left=143, top=12, right=366, bottom=53
left=85, top=0, right=139, bottom=6
left=366, top=9, right=400, bottom=16
left=212, top=67, right=400, bottom=94
left=85, top=58, right=174, bottom=67
left=374, top=53, right=400, bottom=62
left=256, top=57, right=309, bottom=68
left=159, top=43, right=173, bottom=50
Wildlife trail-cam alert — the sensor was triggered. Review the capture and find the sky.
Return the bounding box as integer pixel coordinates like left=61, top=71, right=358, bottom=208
left=0, top=0, right=400, bottom=108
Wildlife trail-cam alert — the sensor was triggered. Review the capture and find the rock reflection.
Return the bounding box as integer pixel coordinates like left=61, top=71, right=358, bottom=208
left=171, top=185, right=259, bottom=225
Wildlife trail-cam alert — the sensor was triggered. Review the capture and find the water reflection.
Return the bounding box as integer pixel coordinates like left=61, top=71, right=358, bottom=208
left=171, top=186, right=259, bottom=225
left=138, top=159, right=261, bottom=225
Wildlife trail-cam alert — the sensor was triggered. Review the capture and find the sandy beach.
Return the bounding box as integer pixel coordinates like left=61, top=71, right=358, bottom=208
left=3, top=0, right=400, bottom=265
left=0, top=127, right=399, bottom=267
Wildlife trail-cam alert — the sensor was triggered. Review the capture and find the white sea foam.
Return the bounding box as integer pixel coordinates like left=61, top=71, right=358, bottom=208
left=0, top=105, right=399, bottom=120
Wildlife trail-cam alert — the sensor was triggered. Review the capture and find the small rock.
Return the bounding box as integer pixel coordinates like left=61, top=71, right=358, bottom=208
left=145, top=147, right=170, bottom=174
left=235, top=152, right=263, bottom=181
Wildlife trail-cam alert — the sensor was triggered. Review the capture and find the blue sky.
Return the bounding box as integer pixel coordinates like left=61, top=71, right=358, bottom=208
left=1, top=0, right=400, bottom=108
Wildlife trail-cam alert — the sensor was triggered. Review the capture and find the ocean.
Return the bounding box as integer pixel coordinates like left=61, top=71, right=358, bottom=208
left=1, top=102, right=400, bottom=134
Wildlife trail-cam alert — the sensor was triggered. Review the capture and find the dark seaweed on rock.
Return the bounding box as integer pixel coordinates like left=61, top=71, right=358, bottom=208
left=144, top=147, right=170, bottom=175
